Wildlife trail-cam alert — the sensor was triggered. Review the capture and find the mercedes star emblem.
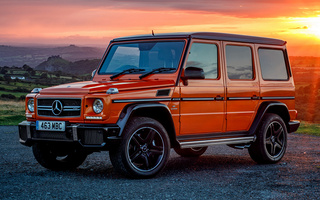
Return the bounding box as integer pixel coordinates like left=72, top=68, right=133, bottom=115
left=52, top=100, right=63, bottom=116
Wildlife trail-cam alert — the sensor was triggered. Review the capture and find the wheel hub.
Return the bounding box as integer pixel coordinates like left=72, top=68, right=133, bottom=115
left=271, top=136, right=275, bottom=143
left=141, top=144, right=149, bottom=153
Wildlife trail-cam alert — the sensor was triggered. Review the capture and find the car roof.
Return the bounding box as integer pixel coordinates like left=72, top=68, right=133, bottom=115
left=112, top=32, right=286, bottom=46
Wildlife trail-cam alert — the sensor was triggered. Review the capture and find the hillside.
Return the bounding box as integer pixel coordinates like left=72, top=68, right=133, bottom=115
left=36, top=56, right=71, bottom=72
left=0, top=45, right=105, bottom=68
left=290, top=56, right=320, bottom=123
left=35, top=56, right=101, bottom=75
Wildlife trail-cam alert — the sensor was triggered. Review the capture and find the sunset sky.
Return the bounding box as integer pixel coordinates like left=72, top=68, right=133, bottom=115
left=1, top=0, right=320, bottom=56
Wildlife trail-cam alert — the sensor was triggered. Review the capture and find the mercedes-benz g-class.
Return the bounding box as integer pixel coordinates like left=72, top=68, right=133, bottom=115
left=19, top=32, right=300, bottom=178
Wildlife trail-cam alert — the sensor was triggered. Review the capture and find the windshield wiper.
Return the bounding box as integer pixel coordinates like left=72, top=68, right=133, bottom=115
left=110, top=68, right=145, bottom=80
left=139, top=67, right=176, bottom=79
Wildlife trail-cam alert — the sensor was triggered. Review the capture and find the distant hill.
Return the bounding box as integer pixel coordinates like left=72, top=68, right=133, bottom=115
left=35, top=56, right=71, bottom=72
left=0, top=45, right=105, bottom=68
left=69, top=59, right=101, bottom=75
left=35, top=55, right=100, bottom=75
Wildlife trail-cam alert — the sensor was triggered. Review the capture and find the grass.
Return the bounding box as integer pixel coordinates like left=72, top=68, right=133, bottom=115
left=0, top=100, right=26, bottom=125
left=297, top=121, right=320, bottom=136
left=0, top=91, right=28, bottom=98
left=0, top=81, right=49, bottom=90
left=0, top=81, right=50, bottom=99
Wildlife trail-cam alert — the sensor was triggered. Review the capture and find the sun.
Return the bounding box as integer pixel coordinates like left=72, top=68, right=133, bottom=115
left=305, top=16, right=320, bottom=37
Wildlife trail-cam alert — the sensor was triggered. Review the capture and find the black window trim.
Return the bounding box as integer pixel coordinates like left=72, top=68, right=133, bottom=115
left=225, top=44, right=256, bottom=81
left=185, top=40, right=221, bottom=80
left=258, top=47, right=290, bottom=81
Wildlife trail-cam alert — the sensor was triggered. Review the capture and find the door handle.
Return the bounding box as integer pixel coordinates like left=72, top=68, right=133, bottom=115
left=215, top=96, right=224, bottom=101
left=251, top=95, right=260, bottom=100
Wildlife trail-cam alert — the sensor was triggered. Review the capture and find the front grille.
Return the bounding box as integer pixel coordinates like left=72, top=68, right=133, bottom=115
left=37, top=98, right=81, bottom=117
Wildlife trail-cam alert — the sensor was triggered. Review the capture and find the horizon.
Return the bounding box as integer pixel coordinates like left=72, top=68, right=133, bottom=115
left=1, top=42, right=320, bottom=58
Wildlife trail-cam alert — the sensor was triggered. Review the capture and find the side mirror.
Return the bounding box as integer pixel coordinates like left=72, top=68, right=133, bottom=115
left=91, top=69, right=97, bottom=79
left=183, top=67, right=205, bottom=80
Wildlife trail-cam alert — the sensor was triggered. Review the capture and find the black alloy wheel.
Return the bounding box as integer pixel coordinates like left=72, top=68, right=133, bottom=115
left=249, top=113, right=287, bottom=164
left=127, top=127, right=165, bottom=172
left=265, top=121, right=286, bottom=157
left=109, top=117, right=170, bottom=178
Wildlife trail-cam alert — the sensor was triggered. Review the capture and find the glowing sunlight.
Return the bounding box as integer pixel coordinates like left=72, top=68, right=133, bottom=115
left=306, top=16, right=320, bottom=38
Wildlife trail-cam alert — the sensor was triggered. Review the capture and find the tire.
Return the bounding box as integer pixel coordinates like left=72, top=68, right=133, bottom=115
left=109, top=117, right=170, bottom=178
left=32, top=143, right=87, bottom=170
left=174, top=146, right=208, bottom=157
left=248, top=113, right=287, bottom=164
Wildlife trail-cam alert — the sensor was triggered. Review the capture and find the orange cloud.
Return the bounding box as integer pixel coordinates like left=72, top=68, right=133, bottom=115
left=0, top=0, right=319, bottom=53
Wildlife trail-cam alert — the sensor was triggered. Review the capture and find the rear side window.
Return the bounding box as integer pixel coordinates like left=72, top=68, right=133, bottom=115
left=258, top=49, right=288, bottom=80
left=186, top=42, right=218, bottom=79
left=226, top=45, right=253, bottom=80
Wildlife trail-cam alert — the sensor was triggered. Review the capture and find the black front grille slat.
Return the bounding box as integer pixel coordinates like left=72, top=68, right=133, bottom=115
left=37, top=99, right=81, bottom=117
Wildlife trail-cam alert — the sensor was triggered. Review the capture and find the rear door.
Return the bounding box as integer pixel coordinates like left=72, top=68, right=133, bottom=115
left=223, top=42, right=260, bottom=132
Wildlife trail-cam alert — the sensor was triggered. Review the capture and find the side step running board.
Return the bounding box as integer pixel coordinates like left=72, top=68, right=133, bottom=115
left=179, top=136, right=255, bottom=149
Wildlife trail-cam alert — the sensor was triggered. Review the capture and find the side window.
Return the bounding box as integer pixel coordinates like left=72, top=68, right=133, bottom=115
left=258, top=49, right=288, bottom=80
left=186, top=43, right=218, bottom=79
left=226, top=45, right=253, bottom=80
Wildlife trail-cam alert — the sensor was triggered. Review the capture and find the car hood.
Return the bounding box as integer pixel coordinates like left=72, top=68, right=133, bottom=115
left=39, top=80, right=175, bottom=94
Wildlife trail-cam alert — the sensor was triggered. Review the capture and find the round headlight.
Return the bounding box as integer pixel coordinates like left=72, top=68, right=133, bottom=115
left=28, top=98, right=34, bottom=112
left=93, top=99, right=103, bottom=114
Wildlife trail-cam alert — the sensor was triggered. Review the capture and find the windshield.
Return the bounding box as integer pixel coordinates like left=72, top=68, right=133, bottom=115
left=98, top=41, right=185, bottom=75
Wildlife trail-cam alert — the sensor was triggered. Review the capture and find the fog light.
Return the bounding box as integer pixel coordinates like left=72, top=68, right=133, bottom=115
left=26, top=114, right=33, bottom=118
left=86, top=116, right=102, bottom=120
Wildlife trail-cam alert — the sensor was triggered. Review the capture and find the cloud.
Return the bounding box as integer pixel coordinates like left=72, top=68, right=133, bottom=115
left=2, top=0, right=320, bottom=18
left=1, top=0, right=319, bottom=46
left=291, top=26, right=309, bottom=29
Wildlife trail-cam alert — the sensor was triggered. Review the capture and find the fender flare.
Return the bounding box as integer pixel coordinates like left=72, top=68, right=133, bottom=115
left=248, top=101, right=290, bottom=135
left=116, top=103, right=178, bottom=146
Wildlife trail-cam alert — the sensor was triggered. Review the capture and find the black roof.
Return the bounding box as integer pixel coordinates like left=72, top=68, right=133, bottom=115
left=112, top=32, right=286, bottom=46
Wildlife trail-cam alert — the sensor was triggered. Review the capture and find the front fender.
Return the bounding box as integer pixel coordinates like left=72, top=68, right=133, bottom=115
left=116, top=103, right=174, bottom=135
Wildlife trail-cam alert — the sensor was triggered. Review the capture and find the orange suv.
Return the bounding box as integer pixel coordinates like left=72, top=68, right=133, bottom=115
left=19, top=32, right=300, bottom=178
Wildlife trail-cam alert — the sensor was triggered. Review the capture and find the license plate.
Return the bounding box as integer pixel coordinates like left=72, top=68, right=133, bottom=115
left=36, top=121, right=65, bottom=131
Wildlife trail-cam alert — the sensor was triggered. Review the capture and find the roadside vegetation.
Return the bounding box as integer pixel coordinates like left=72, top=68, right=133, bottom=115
left=0, top=100, right=25, bottom=125
left=297, top=122, right=320, bottom=137
left=0, top=63, right=92, bottom=125
left=0, top=64, right=91, bottom=101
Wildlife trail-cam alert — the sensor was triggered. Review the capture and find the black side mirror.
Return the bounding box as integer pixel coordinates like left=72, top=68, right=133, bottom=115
left=183, top=66, right=205, bottom=79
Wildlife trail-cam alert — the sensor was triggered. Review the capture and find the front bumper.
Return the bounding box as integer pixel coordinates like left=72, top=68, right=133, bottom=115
left=18, top=121, right=121, bottom=150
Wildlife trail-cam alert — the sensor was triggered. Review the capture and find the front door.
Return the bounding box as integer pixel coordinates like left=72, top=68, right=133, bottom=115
left=179, top=40, right=226, bottom=135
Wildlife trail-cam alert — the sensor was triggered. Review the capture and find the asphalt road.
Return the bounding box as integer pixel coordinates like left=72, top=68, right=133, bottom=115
left=0, top=126, right=319, bottom=199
